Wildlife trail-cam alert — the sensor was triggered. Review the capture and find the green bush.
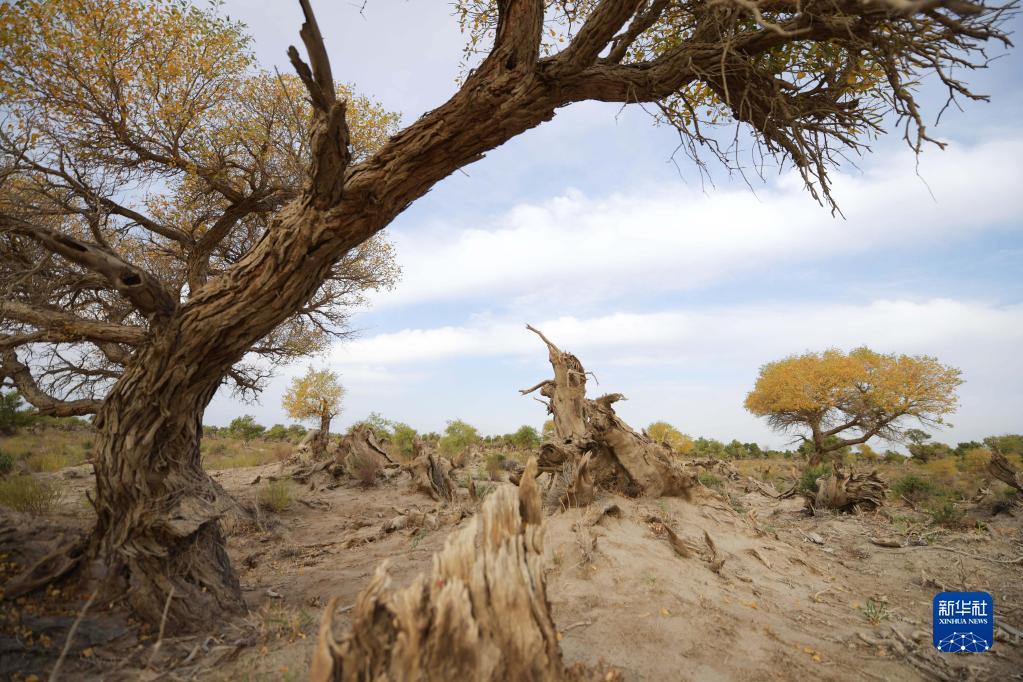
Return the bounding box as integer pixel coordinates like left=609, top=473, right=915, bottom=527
left=0, top=475, right=63, bottom=513
left=929, top=500, right=965, bottom=528
left=0, top=391, right=35, bottom=435
left=265, top=424, right=289, bottom=441
left=891, top=475, right=935, bottom=502
left=798, top=464, right=831, bottom=493
left=258, top=480, right=294, bottom=512
left=228, top=415, right=266, bottom=441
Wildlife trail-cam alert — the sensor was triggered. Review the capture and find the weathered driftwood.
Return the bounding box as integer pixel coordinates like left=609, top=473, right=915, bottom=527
left=403, top=439, right=457, bottom=502
left=521, top=326, right=696, bottom=502
left=310, top=458, right=564, bottom=682
left=988, top=447, right=1023, bottom=494
left=804, top=465, right=888, bottom=513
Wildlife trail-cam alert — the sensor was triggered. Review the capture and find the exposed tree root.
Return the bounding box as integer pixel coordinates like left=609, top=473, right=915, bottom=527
left=335, top=423, right=394, bottom=471
left=804, top=465, right=887, bottom=513
left=522, top=326, right=696, bottom=504
left=310, top=457, right=565, bottom=681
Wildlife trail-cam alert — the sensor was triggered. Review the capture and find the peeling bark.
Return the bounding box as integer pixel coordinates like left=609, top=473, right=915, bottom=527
left=522, top=326, right=696, bottom=502
left=311, top=457, right=563, bottom=682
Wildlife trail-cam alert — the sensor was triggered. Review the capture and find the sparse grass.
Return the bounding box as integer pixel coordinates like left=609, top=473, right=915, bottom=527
left=698, top=472, right=724, bottom=490
left=253, top=603, right=315, bottom=643
left=0, top=451, right=13, bottom=476
left=0, top=475, right=63, bottom=513
left=203, top=438, right=285, bottom=470
left=258, top=480, right=294, bottom=513
left=485, top=452, right=503, bottom=481
left=349, top=453, right=381, bottom=487
left=862, top=598, right=890, bottom=624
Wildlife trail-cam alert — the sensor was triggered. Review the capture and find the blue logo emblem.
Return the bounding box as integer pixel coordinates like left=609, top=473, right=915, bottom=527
left=933, top=591, right=993, bottom=653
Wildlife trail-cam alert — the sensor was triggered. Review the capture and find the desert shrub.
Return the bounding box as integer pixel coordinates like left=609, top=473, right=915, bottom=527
left=391, top=422, right=418, bottom=460
left=919, top=457, right=962, bottom=492
left=272, top=443, right=293, bottom=461
left=929, top=500, right=965, bottom=528
left=958, top=447, right=991, bottom=475
left=258, top=480, right=294, bottom=512
left=891, top=475, right=936, bottom=503
left=349, top=454, right=382, bottom=486
left=286, top=424, right=308, bottom=442
left=698, top=472, right=724, bottom=490
left=26, top=450, right=77, bottom=472
left=798, top=464, right=831, bottom=493
left=0, top=451, right=14, bottom=476
left=0, top=475, right=63, bottom=513
left=484, top=452, right=504, bottom=481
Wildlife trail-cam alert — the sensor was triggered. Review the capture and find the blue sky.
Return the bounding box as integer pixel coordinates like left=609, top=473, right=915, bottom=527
left=207, top=2, right=1023, bottom=448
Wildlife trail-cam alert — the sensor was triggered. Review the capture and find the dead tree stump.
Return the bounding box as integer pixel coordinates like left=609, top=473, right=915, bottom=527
left=310, top=458, right=564, bottom=682
left=403, top=439, right=457, bottom=502
left=988, top=447, right=1023, bottom=494
left=521, top=326, right=696, bottom=502
left=805, top=465, right=887, bottom=513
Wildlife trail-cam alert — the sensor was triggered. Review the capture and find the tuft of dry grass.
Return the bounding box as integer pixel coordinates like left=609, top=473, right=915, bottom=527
left=349, top=454, right=381, bottom=487
left=258, top=480, right=294, bottom=513
left=0, top=475, right=64, bottom=513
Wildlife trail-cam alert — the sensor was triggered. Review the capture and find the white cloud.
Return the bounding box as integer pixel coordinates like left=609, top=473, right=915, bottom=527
left=323, top=299, right=1023, bottom=443
left=375, top=137, right=1023, bottom=309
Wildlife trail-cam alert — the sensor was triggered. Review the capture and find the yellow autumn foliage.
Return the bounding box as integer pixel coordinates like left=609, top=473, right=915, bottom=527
left=282, top=367, right=344, bottom=424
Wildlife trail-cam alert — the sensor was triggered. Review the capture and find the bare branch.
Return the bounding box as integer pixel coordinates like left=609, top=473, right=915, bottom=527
left=0, top=300, right=146, bottom=346
left=492, top=0, right=545, bottom=70
left=0, top=349, right=101, bottom=416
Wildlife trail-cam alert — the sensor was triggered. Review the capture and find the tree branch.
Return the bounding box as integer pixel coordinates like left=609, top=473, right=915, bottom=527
left=556, top=0, right=645, bottom=70
left=492, top=0, right=545, bottom=70
left=287, top=0, right=351, bottom=209
left=2, top=215, right=177, bottom=318
left=0, top=300, right=146, bottom=346
left=0, top=349, right=101, bottom=416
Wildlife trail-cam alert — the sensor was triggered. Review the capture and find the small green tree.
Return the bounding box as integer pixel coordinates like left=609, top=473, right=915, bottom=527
left=439, top=419, right=480, bottom=459
left=265, top=424, right=289, bottom=441
left=0, top=392, right=35, bottom=435
left=509, top=425, right=541, bottom=450
left=228, top=415, right=265, bottom=442
left=391, top=422, right=418, bottom=460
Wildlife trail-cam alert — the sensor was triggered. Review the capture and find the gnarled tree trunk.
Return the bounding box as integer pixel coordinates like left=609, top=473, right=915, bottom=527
left=988, top=447, right=1023, bottom=494
left=521, top=326, right=696, bottom=502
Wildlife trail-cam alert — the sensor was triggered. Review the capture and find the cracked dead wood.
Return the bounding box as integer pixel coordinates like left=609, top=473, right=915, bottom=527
left=804, top=465, right=888, bottom=513
left=310, top=457, right=565, bottom=681
left=335, top=423, right=394, bottom=473
left=404, top=440, right=457, bottom=502
left=523, top=326, right=697, bottom=502
left=988, top=447, right=1023, bottom=494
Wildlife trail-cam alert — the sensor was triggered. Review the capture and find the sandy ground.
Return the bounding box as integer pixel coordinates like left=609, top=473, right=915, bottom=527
left=2, top=460, right=1021, bottom=681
